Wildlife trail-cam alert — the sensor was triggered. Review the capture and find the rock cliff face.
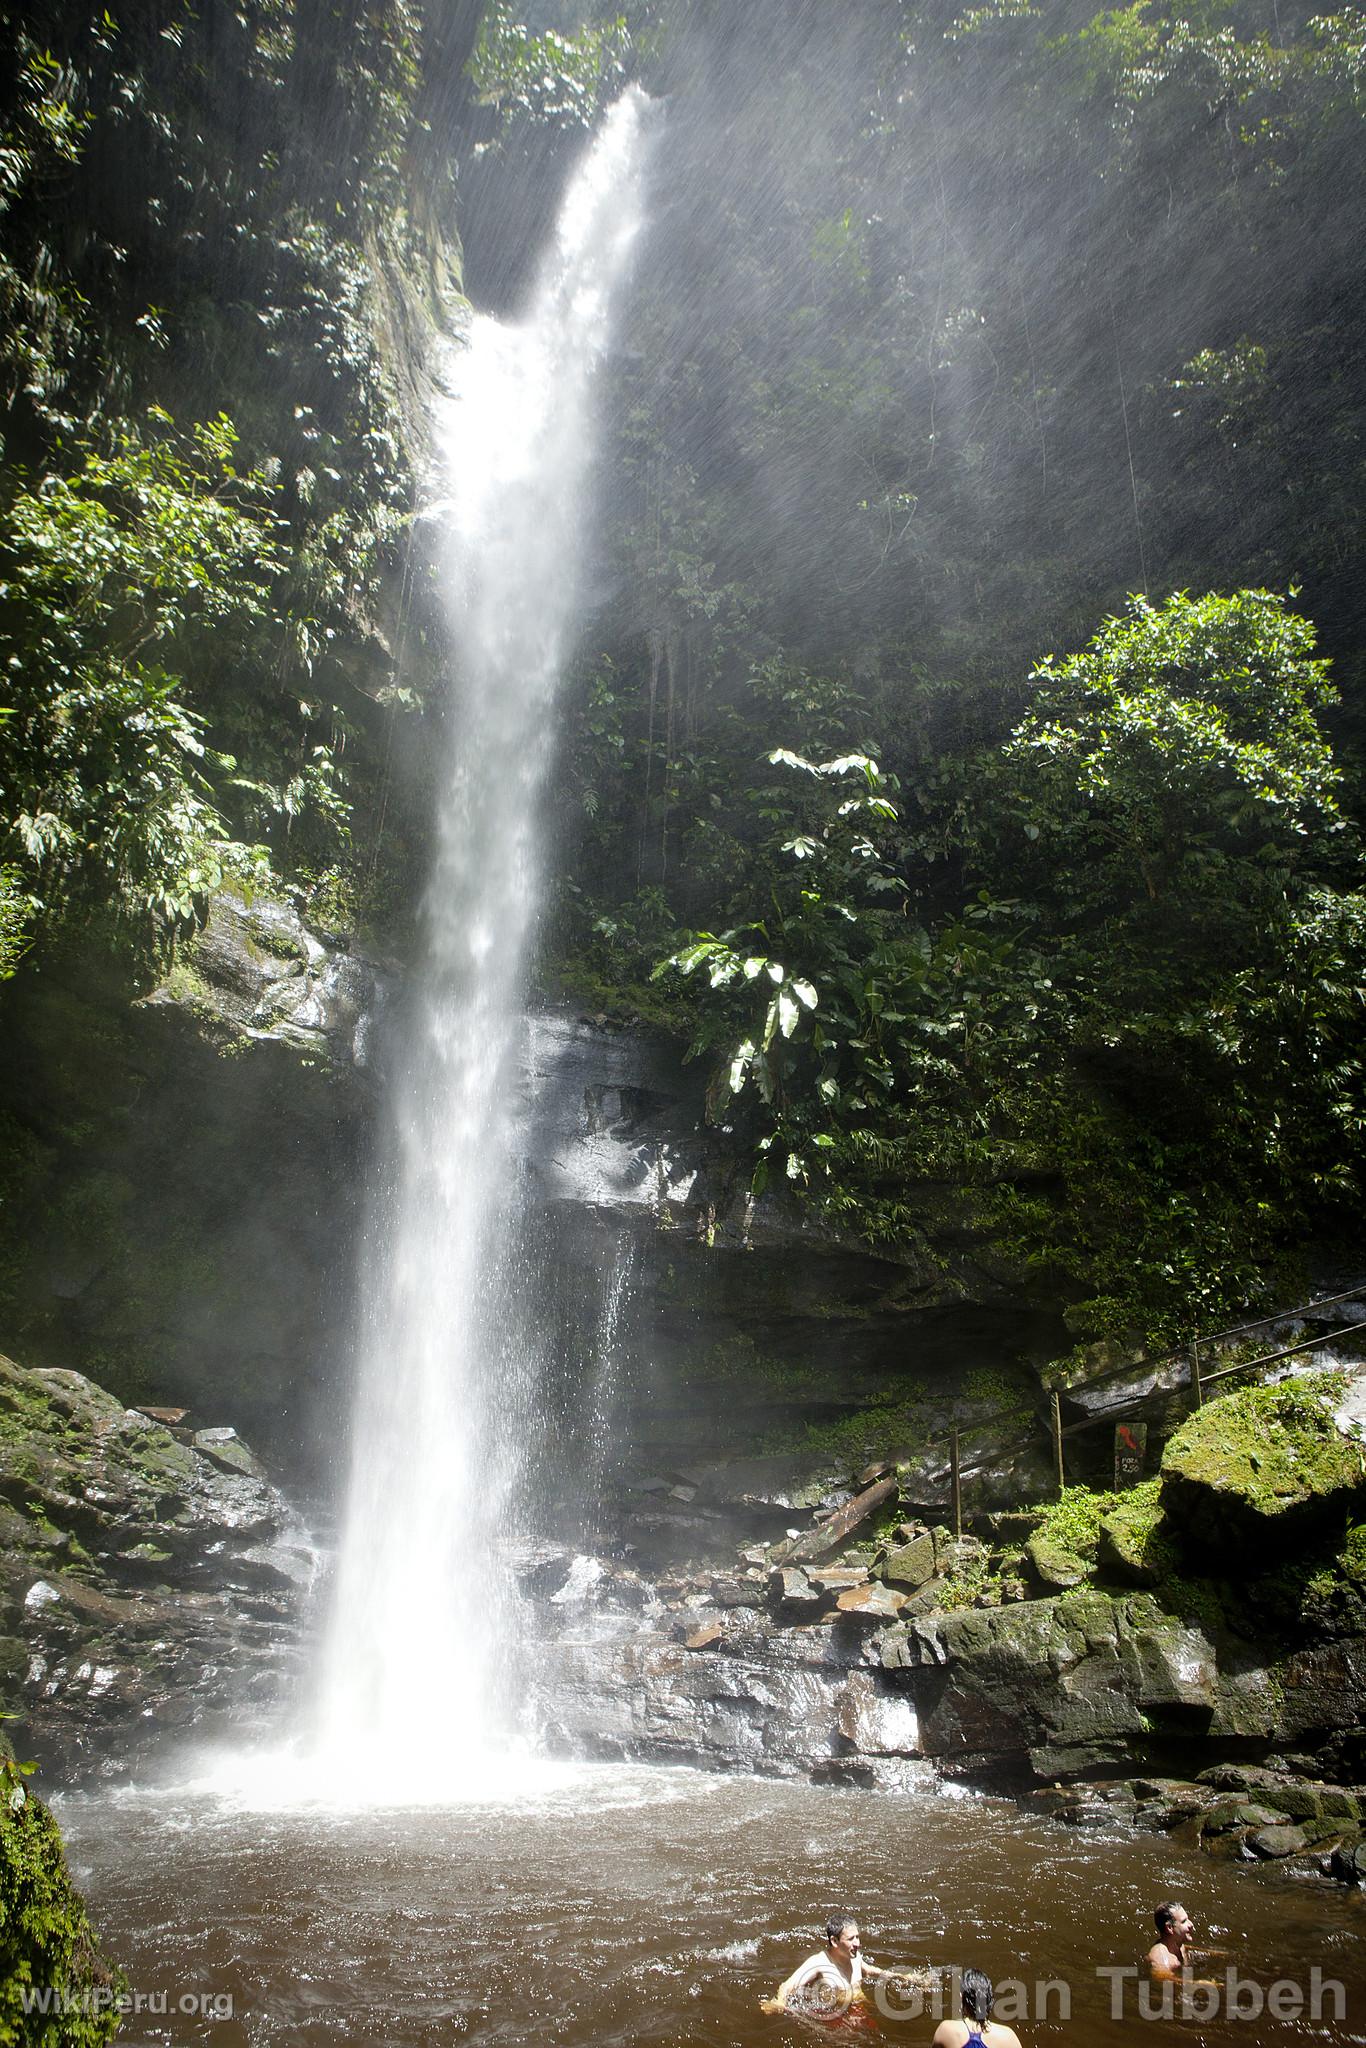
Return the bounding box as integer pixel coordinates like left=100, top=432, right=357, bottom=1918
left=0, top=1352, right=314, bottom=1780
left=516, top=1008, right=1066, bottom=1543
left=0, top=895, right=387, bottom=1475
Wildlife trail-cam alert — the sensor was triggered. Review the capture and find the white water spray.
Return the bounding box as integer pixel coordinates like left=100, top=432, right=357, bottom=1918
left=308, top=92, right=653, bottom=1799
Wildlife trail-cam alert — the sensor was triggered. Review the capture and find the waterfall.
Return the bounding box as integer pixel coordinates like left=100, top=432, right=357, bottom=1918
left=310, top=91, right=654, bottom=1798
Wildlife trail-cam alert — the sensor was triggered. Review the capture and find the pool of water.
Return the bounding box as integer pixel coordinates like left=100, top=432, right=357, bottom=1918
left=59, top=1758, right=1366, bottom=2047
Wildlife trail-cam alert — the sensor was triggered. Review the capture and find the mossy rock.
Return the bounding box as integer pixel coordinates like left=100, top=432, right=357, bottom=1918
left=1026, top=1530, right=1089, bottom=1590
left=883, top=1531, right=937, bottom=1589
left=0, top=1753, right=122, bottom=2043
left=1098, top=1483, right=1178, bottom=1587
left=1160, top=1373, right=1366, bottom=1561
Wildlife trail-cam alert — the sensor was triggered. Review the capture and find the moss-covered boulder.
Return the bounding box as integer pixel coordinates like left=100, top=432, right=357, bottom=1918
left=881, top=1587, right=1217, bottom=1779
left=1024, top=1531, right=1088, bottom=1590
left=883, top=1531, right=937, bottom=1589
left=1160, top=1373, right=1366, bottom=1561
left=1098, top=1483, right=1178, bottom=1586
left=0, top=1750, right=121, bottom=2044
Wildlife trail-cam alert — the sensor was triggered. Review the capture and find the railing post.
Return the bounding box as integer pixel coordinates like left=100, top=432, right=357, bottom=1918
left=1190, top=1334, right=1203, bottom=1409
left=1051, top=1390, right=1065, bottom=1496
left=951, top=1426, right=962, bottom=1540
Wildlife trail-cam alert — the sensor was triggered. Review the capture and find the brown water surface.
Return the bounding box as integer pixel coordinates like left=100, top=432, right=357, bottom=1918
left=59, top=1762, right=1366, bottom=2047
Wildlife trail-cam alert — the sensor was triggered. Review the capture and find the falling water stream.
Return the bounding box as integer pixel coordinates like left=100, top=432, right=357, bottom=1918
left=310, top=91, right=654, bottom=1793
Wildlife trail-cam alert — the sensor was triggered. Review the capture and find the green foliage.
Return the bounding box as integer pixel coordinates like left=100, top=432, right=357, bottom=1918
left=0, top=411, right=284, bottom=944
left=469, top=4, right=630, bottom=130
left=0, top=1, right=452, bottom=964
left=0, top=873, right=27, bottom=981
left=1008, top=589, right=1342, bottom=920
left=0, top=1751, right=122, bottom=2046
left=1033, top=1483, right=1122, bottom=1561
left=649, top=589, right=1365, bottom=1350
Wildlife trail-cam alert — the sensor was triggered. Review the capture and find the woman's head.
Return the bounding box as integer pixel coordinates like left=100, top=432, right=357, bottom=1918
left=961, top=1969, right=994, bottom=2023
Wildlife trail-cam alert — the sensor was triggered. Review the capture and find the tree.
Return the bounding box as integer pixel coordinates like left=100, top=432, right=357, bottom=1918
left=657, top=591, right=1366, bottom=1350
left=0, top=411, right=283, bottom=951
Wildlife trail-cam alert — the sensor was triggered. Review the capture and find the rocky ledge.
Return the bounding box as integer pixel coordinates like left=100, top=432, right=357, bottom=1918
left=0, top=1351, right=316, bottom=1779
left=1035, top=1761, right=1366, bottom=1885
left=523, top=1364, right=1366, bottom=1888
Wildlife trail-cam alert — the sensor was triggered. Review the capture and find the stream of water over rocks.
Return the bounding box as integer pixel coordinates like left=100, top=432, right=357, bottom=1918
left=60, top=1764, right=1366, bottom=2048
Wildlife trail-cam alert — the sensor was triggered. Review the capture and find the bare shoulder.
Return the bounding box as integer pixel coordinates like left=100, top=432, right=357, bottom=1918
left=1147, top=1943, right=1178, bottom=1981
left=931, top=2024, right=965, bottom=2048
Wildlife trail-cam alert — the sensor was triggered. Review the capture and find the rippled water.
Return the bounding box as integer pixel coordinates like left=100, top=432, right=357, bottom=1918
left=60, top=1763, right=1366, bottom=2047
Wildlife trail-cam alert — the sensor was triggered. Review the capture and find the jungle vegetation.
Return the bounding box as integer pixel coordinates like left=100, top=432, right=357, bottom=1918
left=0, top=0, right=1363, bottom=1358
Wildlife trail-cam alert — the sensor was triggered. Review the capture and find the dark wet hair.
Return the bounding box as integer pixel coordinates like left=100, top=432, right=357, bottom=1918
left=1155, top=1903, right=1182, bottom=1937
left=826, top=1914, right=858, bottom=1946
left=961, top=1970, right=994, bottom=2023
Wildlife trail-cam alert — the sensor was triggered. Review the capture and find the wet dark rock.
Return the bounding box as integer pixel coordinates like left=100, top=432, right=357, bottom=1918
left=772, top=1567, right=822, bottom=1616
left=1329, top=1841, right=1366, bottom=1884
left=192, top=1427, right=266, bottom=1479
left=145, top=890, right=388, bottom=1072
left=0, top=1351, right=314, bottom=1777
left=1201, top=1798, right=1287, bottom=1835
left=1249, top=1823, right=1308, bottom=1857
left=1197, top=1761, right=1283, bottom=1792
left=786, top=1476, right=899, bottom=1564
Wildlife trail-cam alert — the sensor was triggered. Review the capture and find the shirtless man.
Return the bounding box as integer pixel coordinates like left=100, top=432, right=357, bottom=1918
left=1147, top=1902, right=1218, bottom=1985
left=761, top=1915, right=897, bottom=2015
left=1146, top=1900, right=1204, bottom=1982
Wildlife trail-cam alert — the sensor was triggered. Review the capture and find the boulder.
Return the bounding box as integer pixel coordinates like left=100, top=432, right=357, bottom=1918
left=1200, top=1797, right=1285, bottom=1835
left=1248, top=1823, right=1308, bottom=1858
left=772, top=1566, right=822, bottom=1615
left=1160, top=1373, right=1366, bottom=1560
left=1329, top=1841, right=1366, bottom=1885
left=787, top=1475, right=899, bottom=1564
left=1097, top=1491, right=1175, bottom=1587
left=808, top=1567, right=870, bottom=1594
left=192, top=1427, right=266, bottom=1479
left=1025, top=1531, right=1088, bottom=1590
left=883, top=1532, right=937, bottom=1590
left=834, top=1583, right=906, bottom=1621
left=0, top=1351, right=312, bottom=1775
left=880, top=1589, right=1216, bottom=1778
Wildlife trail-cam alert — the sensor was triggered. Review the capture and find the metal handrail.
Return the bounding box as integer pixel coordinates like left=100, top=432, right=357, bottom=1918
left=913, top=1282, right=1366, bottom=1475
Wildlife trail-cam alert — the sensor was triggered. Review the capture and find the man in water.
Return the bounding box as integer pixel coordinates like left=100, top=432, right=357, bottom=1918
left=1147, top=1902, right=1216, bottom=1983
left=761, top=1915, right=899, bottom=2016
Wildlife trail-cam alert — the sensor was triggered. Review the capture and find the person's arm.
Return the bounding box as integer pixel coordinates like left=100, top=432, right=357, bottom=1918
left=762, top=1956, right=821, bottom=2013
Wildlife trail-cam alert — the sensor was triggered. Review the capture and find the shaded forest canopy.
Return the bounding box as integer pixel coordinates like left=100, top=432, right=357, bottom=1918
left=0, top=0, right=1364, bottom=1365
